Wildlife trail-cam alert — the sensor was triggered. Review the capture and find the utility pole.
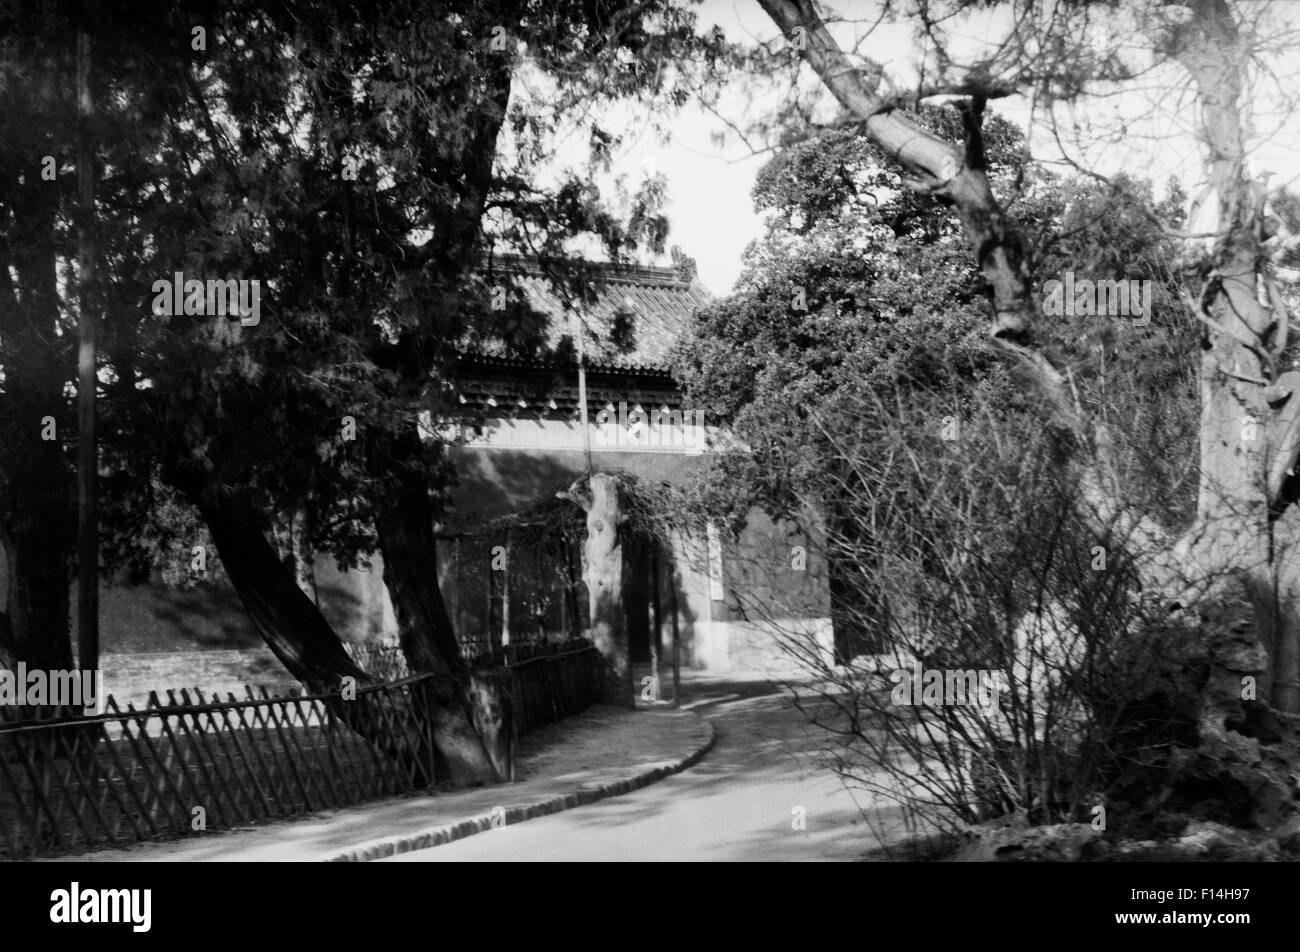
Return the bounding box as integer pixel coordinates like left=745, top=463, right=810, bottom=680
left=76, top=27, right=98, bottom=677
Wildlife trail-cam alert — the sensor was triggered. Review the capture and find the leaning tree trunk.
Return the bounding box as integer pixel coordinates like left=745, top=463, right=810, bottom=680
left=756, top=0, right=1171, bottom=582
left=194, top=495, right=454, bottom=784
left=197, top=500, right=368, bottom=691
left=369, top=428, right=501, bottom=784
left=559, top=473, right=632, bottom=706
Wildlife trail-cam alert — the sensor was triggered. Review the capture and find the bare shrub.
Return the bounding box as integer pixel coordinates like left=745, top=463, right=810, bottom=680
left=718, top=381, right=1213, bottom=839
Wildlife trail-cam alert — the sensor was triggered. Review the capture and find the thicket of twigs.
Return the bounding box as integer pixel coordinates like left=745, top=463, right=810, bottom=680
left=721, top=379, right=1215, bottom=839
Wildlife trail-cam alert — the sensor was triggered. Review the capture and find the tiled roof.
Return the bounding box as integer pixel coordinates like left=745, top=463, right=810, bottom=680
left=475, top=254, right=712, bottom=372
left=453, top=353, right=682, bottom=417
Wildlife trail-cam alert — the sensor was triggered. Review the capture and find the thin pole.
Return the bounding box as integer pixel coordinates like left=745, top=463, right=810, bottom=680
left=650, top=543, right=661, bottom=702
left=487, top=551, right=496, bottom=653
left=667, top=543, right=681, bottom=708
left=76, top=28, right=98, bottom=678
left=501, top=530, right=510, bottom=650
left=565, top=534, right=581, bottom=639
left=576, top=311, right=592, bottom=473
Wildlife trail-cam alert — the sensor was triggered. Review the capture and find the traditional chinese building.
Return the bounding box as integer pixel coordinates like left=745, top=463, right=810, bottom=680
left=431, top=254, right=835, bottom=679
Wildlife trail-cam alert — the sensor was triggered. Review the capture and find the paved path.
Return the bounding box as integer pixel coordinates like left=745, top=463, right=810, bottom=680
left=55, top=704, right=711, bottom=862
left=387, top=677, right=897, bottom=861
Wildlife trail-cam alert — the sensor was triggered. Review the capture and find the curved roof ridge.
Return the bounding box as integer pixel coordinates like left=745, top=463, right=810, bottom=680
left=481, top=251, right=706, bottom=291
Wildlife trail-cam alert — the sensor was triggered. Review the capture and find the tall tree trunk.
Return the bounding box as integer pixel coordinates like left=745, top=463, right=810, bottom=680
left=1169, top=0, right=1299, bottom=715
left=340, top=40, right=514, bottom=782
left=0, top=183, right=73, bottom=673
left=560, top=473, right=632, bottom=706
left=369, top=428, right=501, bottom=783
left=75, top=27, right=98, bottom=679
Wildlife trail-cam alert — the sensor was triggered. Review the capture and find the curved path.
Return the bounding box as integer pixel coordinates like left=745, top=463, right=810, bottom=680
left=386, top=676, right=898, bottom=862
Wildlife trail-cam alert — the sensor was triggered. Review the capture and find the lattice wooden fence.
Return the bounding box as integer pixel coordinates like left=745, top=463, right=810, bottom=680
left=0, top=676, right=437, bottom=859
left=0, top=643, right=603, bottom=859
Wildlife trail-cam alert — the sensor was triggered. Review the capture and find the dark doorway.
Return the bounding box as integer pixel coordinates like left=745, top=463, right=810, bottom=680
left=625, top=533, right=655, bottom=664
left=829, top=556, right=884, bottom=663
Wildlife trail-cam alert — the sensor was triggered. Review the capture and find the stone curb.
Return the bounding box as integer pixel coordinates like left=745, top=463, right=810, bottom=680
left=321, top=714, right=716, bottom=862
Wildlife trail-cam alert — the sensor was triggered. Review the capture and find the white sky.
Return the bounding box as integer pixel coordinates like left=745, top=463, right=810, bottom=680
left=542, top=0, right=1300, bottom=296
